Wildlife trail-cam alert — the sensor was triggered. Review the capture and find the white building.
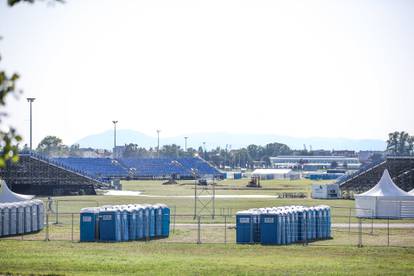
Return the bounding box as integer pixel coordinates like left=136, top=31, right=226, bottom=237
left=311, top=183, right=341, bottom=199
left=270, top=156, right=361, bottom=170
left=251, top=169, right=300, bottom=180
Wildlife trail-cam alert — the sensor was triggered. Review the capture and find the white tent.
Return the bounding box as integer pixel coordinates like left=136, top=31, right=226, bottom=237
left=0, top=180, right=34, bottom=203
left=355, top=169, right=414, bottom=218
left=409, top=188, right=414, bottom=195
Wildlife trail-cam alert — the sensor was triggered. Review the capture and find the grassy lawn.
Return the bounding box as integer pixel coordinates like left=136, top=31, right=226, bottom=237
left=2, top=179, right=414, bottom=275
left=1, top=240, right=414, bottom=276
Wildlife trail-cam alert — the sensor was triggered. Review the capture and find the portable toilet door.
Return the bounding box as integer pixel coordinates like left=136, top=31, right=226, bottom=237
left=315, top=207, right=322, bottom=239
left=160, top=204, right=170, bottom=238
left=127, top=207, right=137, bottom=241
left=16, top=202, right=25, bottom=235
left=2, top=204, right=10, bottom=236
left=311, top=207, right=317, bottom=240
left=99, top=207, right=121, bottom=242
left=24, top=202, right=32, bottom=233
left=236, top=211, right=253, bottom=244
left=120, top=206, right=129, bottom=241
left=31, top=201, right=39, bottom=232
left=320, top=206, right=327, bottom=239
left=9, top=203, right=17, bottom=235
left=80, top=207, right=99, bottom=242
left=305, top=208, right=311, bottom=241
left=135, top=205, right=144, bottom=240
left=154, top=204, right=163, bottom=238
left=326, top=206, right=331, bottom=238
left=142, top=205, right=150, bottom=240
left=296, top=208, right=304, bottom=242
left=252, top=210, right=261, bottom=243
left=260, top=212, right=278, bottom=245
left=36, top=200, right=45, bottom=231
left=149, top=206, right=155, bottom=239
left=287, top=210, right=293, bottom=244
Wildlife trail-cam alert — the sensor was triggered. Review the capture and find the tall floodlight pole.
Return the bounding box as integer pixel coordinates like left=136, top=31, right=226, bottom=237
left=26, top=98, right=36, bottom=151
left=184, top=137, right=188, bottom=152
left=112, top=121, right=118, bottom=156
left=157, top=129, right=161, bottom=157
left=203, top=142, right=206, bottom=159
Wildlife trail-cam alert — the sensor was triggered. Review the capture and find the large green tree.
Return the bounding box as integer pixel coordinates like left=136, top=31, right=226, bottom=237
left=386, top=131, right=414, bottom=156
left=36, top=135, right=68, bottom=156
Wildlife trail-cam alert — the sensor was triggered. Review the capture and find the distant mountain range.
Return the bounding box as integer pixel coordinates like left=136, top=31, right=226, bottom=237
left=76, top=129, right=386, bottom=152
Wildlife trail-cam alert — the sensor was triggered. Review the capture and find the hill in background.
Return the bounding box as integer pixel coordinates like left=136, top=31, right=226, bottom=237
left=76, top=129, right=386, bottom=151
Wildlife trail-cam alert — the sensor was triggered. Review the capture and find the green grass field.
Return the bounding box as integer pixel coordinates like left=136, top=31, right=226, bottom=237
left=1, top=178, right=414, bottom=275
left=1, top=240, right=413, bottom=275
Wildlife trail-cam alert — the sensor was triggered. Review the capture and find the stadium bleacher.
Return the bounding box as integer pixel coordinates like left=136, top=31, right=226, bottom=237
left=51, top=156, right=222, bottom=180
left=53, top=157, right=129, bottom=181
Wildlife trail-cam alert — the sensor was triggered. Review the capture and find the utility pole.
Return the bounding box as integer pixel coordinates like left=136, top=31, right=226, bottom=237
left=157, top=129, right=161, bottom=157
left=26, top=98, right=36, bottom=151
left=112, top=121, right=118, bottom=157
left=184, top=136, right=188, bottom=152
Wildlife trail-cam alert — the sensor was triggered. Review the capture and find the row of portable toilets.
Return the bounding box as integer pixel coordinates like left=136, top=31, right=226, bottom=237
left=236, top=205, right=331, bottom=245
left=0, top=200, right=45, bottom=237
left=80, top=204, right=170, bottom=242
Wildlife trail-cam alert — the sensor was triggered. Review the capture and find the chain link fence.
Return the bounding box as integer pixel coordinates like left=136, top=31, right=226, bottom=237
left=2, top=201, right=414, bottom=247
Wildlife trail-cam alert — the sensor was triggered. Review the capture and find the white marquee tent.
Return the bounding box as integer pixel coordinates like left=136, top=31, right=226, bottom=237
left=355, top=169, right=414, bottom=218
left=251, top=169, right=300, bottom=180
left=0, top=180, right=34, bottom=203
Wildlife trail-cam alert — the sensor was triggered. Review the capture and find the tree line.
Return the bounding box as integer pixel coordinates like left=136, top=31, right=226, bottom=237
left=14, top=130, right=414, bottom=169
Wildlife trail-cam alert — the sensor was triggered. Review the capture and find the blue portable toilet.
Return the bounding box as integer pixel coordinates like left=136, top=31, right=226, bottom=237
left=321, top=205, right=328, bottom=239
left=127, top=206, right=137, bottom=240
left=260, top=211, right=279, bottom=245
left=296, top=207, right=304, bottom=242
left=30, top=201, right=39, bottom=232
left=23, top=202, right=32, bottom=233
left=153, top=204, right=162, bottom=238
left=99, top=207, right=122, bottom=242
left=160, top=204, right=170, bottom=238
left=35, top=200, right=45, bottom=231
left=310, top=207, right=317, bottom=240
left=280, top=211, right=287, bottom=245
left=326, top=206, right=331, bottom=238
left=135, top=205, right=144, bottom=240
left=292, top=208, right=297, bottom=243
left=252, top=209, right=262, bottom=243
left=9, top=203, right=17, bottom=235
left=2, top=204, right=10, bottom=236
left=305, top=207, right=311, bottom=241
left=142, top=205, right=150, bottom=239
left=315, top=206, right=322, bottom=239
left=80, top=207, right=99, bottom=242
left=120, top=206, right=129, bottom=241
left=16, top=202, right=25, bottom=235
left=236, top=210, right=254, bottom=244
left=148, top=205, right=155, bottom=239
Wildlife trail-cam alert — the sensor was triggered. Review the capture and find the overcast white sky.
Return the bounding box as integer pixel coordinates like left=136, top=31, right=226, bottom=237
left=1, top=0, right=413, bottom=146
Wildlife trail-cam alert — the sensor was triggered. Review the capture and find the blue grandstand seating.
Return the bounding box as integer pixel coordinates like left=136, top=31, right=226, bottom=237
left=53, top=157, right=129, bottom=181
left=176, top=157, right=222, bottom=177
left=48, top=156, right=221, bottom=180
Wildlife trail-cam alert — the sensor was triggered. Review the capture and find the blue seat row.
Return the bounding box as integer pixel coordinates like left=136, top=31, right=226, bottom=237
left=54, top=158, right=129, bottom=179
left=80, top=204, right=170, bottom=242
left=236, top=205, right=331, bottom=245
left=0, top=200, right=44, bottom=237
